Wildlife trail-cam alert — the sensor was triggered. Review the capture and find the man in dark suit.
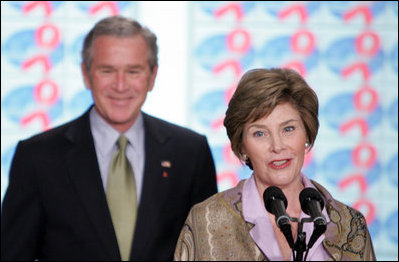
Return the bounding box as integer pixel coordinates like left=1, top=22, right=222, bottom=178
left=1, top=15, right=217, bottom=261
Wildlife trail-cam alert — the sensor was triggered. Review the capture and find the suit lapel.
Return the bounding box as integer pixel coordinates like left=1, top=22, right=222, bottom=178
left=64, top=110, right=120, bottom=260
left=130, top=113, right=171, bottom=260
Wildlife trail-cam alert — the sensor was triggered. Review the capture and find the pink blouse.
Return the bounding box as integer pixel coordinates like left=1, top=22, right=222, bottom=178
left=242, top=174, right=331, bottom=261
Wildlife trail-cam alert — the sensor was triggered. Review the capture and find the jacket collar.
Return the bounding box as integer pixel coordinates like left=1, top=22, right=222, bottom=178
left=63, top=106, right=120, bottom=259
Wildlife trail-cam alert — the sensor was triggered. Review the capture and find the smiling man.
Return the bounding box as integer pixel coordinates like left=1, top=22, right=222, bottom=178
left=82, top=34, right=156, bottom=133
left=1, top=15, right=217, bottom=261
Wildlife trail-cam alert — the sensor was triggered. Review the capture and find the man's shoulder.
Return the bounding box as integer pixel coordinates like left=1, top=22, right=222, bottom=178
left=19, top=109, right=89, bottom=146
left=143, top=113, right=206, bottom=140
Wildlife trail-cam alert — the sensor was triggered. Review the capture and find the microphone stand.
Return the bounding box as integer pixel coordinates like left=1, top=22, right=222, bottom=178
left=294, top=217, right=312, bottom=261
left=287, top=217, right=314, bottom=261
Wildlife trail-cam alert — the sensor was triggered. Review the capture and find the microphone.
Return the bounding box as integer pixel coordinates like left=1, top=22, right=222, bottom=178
left=299, top=188, right=327, bottom=249
left=263, top=186, right=294, bottom=248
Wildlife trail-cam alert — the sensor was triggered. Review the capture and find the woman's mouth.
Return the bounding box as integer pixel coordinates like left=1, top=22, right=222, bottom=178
left=268, top=159, right=291, bottom=169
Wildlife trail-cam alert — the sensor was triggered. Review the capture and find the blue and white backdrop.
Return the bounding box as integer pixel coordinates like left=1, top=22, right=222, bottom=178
left=1, top=2, right=397, bottom=260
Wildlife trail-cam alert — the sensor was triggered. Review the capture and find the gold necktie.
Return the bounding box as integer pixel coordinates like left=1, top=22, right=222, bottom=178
left=106, top=135, right=137, bottom=261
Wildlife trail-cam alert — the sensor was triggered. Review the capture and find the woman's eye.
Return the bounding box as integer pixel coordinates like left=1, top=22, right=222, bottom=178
left=253, top=131, right=264, bottom=137
left=284, top=126, right=295, bottom=132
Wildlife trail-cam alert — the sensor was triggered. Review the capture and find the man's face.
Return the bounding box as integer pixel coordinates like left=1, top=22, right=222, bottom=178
left=82, top=35, right=157, bottom=132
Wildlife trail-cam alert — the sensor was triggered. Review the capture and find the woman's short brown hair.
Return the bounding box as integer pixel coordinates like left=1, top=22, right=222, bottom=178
left=223, top=68, right=319, bottom=169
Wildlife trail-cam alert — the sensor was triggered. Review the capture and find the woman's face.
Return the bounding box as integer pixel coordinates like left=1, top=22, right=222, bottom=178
left=242, top=102, right=308, bottom=190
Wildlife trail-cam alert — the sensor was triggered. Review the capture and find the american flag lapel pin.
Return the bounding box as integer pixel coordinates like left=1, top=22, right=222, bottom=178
left=161, top=160, right=171, bottom=168
left=161, top=160, right=171, bottom=178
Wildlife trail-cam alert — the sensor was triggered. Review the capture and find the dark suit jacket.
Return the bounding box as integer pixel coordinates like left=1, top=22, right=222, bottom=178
left=1, top=108, right=218, bottom=261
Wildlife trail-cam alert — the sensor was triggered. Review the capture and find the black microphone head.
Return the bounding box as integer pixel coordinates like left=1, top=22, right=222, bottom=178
left=299, top=187, right=325, bottom=216
left=263, top=186, right=288, bottom=214
left=263, top=186, right=294, bottom=249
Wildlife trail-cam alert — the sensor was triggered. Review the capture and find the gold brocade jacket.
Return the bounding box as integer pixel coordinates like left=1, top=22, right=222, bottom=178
left=174, top=179, right=376, bottom=261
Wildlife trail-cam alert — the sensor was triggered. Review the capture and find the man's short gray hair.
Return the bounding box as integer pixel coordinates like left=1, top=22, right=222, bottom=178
left=82, top=15, right=158, bottom=72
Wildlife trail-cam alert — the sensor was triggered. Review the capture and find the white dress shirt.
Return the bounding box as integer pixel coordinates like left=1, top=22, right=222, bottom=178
left=89, top=107, right=145, bottom=203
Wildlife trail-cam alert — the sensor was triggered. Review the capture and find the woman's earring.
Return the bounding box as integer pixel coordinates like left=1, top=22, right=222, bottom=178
left=305, top=142, right=310, bottom=149
left=242, top=154, right=248, bottom=161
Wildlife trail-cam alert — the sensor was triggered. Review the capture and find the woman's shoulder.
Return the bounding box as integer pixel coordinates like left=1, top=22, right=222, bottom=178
left=311, top=179, right=367, bottom=221
left=190, top=179, right=246, bottom=218
left=310, top=179, right=376, bottom=260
